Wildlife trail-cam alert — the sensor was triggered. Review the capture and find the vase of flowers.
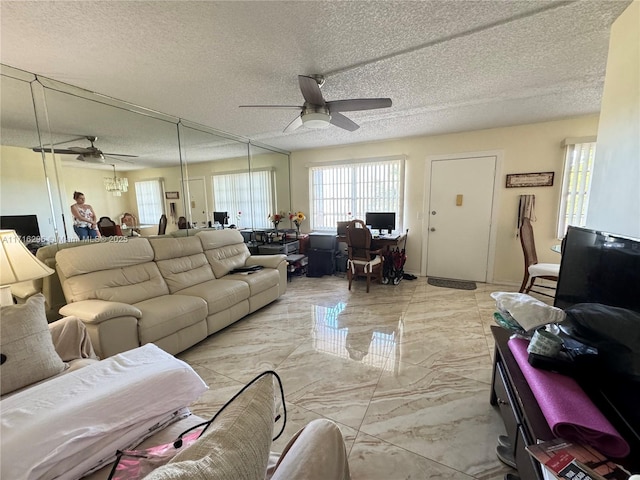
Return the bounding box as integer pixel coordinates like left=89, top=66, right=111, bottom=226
left=268, top=212, right=285, bottom=233
left=289, top=211, right=306, bottom=237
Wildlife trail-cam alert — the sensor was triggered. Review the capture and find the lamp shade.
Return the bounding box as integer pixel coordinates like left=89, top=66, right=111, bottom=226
left=0, top=230, right=54, bottom=285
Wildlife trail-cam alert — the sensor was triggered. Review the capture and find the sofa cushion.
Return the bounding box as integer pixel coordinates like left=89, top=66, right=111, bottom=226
left=144, top=374, right=275, bottom=480
left=56, top=239, right=170, bottom=304
left=198, top=230, right=251, bottom=278
left=228, top=268, right=280, bottom=296
left=0, top=294, right=66, bottom=396
left=135, top=295, right=208, bottom=345
left=149, top=237, right=216, bottom=293
left=176, top=279, right=250, bottom=315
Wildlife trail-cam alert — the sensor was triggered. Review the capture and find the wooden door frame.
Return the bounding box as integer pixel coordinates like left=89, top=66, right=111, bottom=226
left=420, top=150, right=504, bottom=282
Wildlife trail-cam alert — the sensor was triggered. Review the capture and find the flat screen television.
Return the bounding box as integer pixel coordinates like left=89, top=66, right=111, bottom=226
left=365, top=212, right=396, bottom=234
left=0, top=215, right=41, bottom=242
left=213, top=211, right=228, bottom=225
left=554, top=226, right=640, bottom=313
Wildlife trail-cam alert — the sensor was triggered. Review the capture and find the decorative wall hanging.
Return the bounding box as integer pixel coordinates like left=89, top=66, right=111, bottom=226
left=506, top=172, right=554, bottom=188
left=165, top=191, right=179, bottom=199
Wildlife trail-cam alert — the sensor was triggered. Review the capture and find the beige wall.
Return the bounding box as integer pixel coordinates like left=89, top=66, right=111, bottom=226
left=0, top=146, right=56, bottom=240
left=588, top=1, right=640, bottom=238
left=290, top=115, right=600, bottom=284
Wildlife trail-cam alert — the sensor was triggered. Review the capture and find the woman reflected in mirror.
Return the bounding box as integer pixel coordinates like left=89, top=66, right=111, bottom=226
left=71, top=191, right=98, bottom=240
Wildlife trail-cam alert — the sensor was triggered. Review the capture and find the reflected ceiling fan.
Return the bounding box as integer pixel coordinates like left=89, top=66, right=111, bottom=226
left=240, top=75, right=392, bottom=132
left=32, top=136, right=137, bottom=164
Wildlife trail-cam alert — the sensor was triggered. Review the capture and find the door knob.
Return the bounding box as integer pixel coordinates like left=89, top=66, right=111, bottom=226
left=430, top=227, right=436, bottom=232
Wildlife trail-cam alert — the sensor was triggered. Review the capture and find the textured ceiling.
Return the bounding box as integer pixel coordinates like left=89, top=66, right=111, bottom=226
left=0, top=0, right=631, bottom=162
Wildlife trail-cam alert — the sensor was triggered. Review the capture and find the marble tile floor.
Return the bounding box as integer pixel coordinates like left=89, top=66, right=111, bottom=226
left=178, top=275, right=522, bottom=480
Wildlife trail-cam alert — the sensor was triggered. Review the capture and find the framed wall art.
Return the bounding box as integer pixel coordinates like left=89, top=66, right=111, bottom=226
left=506, top=172, right=554, bottom=188
left=165, top=191, right=180, bottom=199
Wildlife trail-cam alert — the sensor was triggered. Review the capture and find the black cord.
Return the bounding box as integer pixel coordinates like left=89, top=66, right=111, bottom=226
left=173, top=370, right=287, bottom=447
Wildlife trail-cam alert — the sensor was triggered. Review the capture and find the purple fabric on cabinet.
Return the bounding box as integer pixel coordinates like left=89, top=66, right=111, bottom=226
left=508, top=337, right=630, bottom=458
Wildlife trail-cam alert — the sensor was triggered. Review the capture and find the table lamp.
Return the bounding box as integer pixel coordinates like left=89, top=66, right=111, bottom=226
left=0, top=229, right=54, bottom=307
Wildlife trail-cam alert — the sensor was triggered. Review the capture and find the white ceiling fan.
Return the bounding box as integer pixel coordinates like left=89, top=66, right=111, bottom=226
left=240, top=75, right=392, bottom=132
left=32, top=136, right=137, bottom=164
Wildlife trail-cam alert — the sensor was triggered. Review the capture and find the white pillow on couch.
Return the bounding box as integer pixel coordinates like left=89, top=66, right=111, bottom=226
left=0, top=293, right=65, bottom=396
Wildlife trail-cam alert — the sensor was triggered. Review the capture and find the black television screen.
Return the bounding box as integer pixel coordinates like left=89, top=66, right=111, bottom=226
left=365, top=212, right=396, bottom=234
left=0, top=215, right=41, bottom=242
left=213, top=212, right=228, bottom=225
left=554, top=226, right=640, bottom=312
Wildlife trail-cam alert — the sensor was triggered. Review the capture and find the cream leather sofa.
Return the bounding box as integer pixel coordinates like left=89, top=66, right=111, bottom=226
left=55, top=230, right=287, bottom=358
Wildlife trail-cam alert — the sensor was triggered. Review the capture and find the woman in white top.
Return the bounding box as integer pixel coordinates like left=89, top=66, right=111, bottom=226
left=71, top=191, right=98, bottom=239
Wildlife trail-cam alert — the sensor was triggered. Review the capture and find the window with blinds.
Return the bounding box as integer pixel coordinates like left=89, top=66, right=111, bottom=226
left=212, top=169, right=274, bottom=229
left=309, top=157, right=404, bottom=231
left=134, top=179, right=164, bottom=225
left=557, top=139, right=597, bottom=238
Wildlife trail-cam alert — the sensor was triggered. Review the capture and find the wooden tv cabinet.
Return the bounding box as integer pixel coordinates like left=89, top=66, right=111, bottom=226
left=490, top=326, right=639, bottom=480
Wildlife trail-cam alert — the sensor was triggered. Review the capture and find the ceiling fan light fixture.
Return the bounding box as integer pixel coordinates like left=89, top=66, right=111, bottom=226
left=302, top=112, right=331, bottom=129
left=77, top=152, right=106, bottom=163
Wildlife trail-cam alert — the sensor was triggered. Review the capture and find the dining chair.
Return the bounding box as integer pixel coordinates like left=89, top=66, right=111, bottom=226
left=519, top=217, right=560, bottom=297
left=97, top=216, right=122, bottom=237
left=158, top=214, right=168, bottom=235
left=177, top=216, right=188, bottom=229
left=346, top=219, right=383, bottom=293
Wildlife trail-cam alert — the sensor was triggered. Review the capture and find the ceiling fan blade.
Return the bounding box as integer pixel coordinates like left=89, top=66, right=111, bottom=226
left=298, top=75, right=325, bottom=105
left=239, top=105, right=303, bottom=109
left=69, top=147, right=93, bottom=154
left=283, top=115, right=303, bottom=133
left=32, top=147, right=77, bottom=154
left=102, top=153, right=138, bottom=158
left=330, top=112, right=359, bottom=131
left=327, top=98, right=392, bottom=113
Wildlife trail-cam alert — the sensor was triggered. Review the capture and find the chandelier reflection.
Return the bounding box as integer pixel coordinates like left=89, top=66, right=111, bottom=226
left=104, top=164, right=129, bottom=196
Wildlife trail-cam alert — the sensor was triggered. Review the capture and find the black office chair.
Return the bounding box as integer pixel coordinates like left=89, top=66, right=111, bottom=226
left=158, top=214, right=168, bottom=235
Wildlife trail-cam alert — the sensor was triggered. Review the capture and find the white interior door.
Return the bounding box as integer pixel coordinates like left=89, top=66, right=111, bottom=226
left=426, top=156, right=496, bottom=282
left=184, top=178, right=208, bottom=227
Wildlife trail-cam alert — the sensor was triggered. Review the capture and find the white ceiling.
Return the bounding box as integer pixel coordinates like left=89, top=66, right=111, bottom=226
left=0, top=0, right=631, bottom=158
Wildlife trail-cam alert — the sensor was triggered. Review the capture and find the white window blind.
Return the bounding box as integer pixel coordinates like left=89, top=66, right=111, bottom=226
left=557, top=140, right=597, bottom=238
left=309, top=157, right=404, bottom=231
left=134, top=179, right=164, bottom=225
left=212, top=169, right=273, bottom=229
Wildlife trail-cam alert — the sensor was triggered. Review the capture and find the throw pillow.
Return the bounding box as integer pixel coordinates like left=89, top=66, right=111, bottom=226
left=144, top=374, right=275, bottom=480
left=0, top=294, right=66, bottom=396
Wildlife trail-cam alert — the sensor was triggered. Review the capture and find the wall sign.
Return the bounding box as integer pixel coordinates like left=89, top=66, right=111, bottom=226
left=506, top=172, right=554, bottom=188
left=165, top=191, right=180, bottom=199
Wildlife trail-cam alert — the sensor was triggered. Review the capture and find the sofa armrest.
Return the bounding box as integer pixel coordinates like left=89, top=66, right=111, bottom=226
left=246, top=254, right=287, bottom=269
left=59, top=300, right=142, bottom=324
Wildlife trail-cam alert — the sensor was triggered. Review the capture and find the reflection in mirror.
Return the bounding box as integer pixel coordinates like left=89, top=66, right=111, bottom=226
left=1, top=66, right=291, bottom=248
left=35, top=79, right=182, bottom=242
left=0, top=68, right=56, bottom=244
left=177, top=121, right=250, bottom=235
left=249, top=143, right=291, bottom=231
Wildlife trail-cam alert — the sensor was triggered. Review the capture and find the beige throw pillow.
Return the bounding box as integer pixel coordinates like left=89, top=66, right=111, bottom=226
left=144, top=374, right=275, bottom=480
left=0, top=294, right=66, bottom=395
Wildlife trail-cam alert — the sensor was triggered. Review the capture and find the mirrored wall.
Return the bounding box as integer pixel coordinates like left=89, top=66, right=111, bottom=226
left=0, top=65, right=291, bottom=249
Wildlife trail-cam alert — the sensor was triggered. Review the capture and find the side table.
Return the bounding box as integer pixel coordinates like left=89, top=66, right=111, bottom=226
left=286, top=254, right=307, bottom=280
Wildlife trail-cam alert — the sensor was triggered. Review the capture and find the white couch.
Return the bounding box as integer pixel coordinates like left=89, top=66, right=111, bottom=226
left=53, top=230, right=287, bottom=358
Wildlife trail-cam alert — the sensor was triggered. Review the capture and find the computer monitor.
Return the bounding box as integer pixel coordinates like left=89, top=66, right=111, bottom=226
left=337, top=221, right=350, bottom=236
left=0, top=214, right=41, bottom=242
left=365, top=212, right=396, bottom=235
left=213, top=211, right=228, bottom=225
